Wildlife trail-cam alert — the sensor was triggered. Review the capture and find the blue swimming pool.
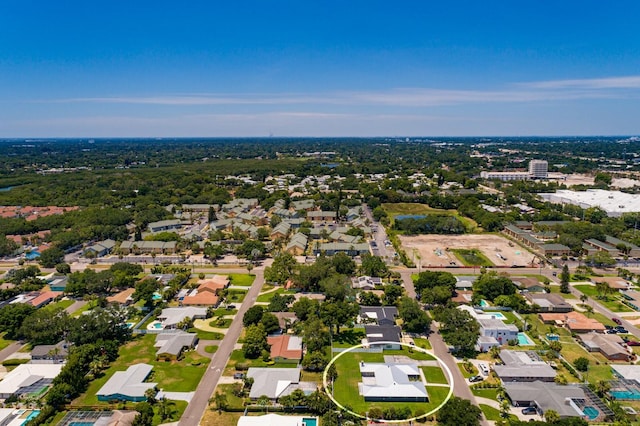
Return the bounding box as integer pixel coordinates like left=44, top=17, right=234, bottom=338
left=517, top=332, right=535, bottom=346
left=611, top=389, right=640, bottom=400
left=479, top=299, right=489, bottom=307
left=582, top=406, right=599, bottom=420
left=486, top=312, right=506, bottom=320
left=21, top=410, right=40, bottom=425
left=303, top=418, right=318, bottom=426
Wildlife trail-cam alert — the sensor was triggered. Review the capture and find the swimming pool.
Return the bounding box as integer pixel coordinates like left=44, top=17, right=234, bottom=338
left=486, top=312, right=506, bottom=320
left=582, top=406, right=599, bottom=420
left=303, top=418, right=318, bottom=426
left=21, top=410, right=40, bottom=425
left=611, top=389, right=640, bottom=400
left=152, top=292, right=162, bottom=300
left=479, top=299, right=489, bottom=307
left=517, top=332, right=535, bottom=346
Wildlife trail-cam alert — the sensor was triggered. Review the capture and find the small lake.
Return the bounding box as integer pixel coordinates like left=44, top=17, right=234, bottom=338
left=0, top=186, right=14, bottom=192
left=395, top=214, right=426, bottom=220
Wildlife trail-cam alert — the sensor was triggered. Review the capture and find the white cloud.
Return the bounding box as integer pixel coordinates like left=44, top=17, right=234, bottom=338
left=518, top=75, right=640, bottom=90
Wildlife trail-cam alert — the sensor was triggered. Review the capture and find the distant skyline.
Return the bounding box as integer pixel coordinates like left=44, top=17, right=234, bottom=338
left=1, top=1, right=640, bottom=137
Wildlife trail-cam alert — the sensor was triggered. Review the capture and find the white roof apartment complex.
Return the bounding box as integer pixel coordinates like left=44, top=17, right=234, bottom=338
left=540, top=189, right=640, bottom=217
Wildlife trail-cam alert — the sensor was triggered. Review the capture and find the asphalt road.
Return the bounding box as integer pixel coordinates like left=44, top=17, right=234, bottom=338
left=179, top=268, right=265, bottom=426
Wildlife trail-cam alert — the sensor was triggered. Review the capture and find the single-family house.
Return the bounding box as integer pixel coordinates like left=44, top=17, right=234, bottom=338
left=106, top=288, right=136, bottom=306
left=31, top=341, right=69, bottom=364
left=0, top=363, right=64, bottom=398
left=538, top=312, right=606, bottom=333
left=504, top=381, right=611, bottom=420
left=359, top=306, right=398, bottom=326
left=478, top=318, right=519, bottom=345
left=364, top=325, right=402, bottom=350
left=246, top=367, right=316, bottom=400
left=97, top=364, right=157, bottom=402
left=494, top=350, right=556, bottom=383
left=238, top=414, right=318, bottom=426
left=158, top=307, right=207, bottom=329
left=352, top=276, right=383, bottom=290
left=267, top=335, right=303, bottom=363
left=577, top=333, right=631, bottom=361
left=359, top=362, right=428, bottom=402
left=155, top=332, right=198, bottom=360
left=525, top=293, right=573, bottom=313
left=512, top=277, right=546, bottom=293
left=28, top=291, right=62, bottom=308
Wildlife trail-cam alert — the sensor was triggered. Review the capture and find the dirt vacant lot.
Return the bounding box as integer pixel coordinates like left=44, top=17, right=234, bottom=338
left=398, top=234, right=535, bottom=267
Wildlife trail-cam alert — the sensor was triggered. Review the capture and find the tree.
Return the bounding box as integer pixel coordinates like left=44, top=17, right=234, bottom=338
left=20, top=307, right=70, bottom=345
left=414, top=271, right=456, bottom=295
left=302, top=350, right=328, bottom=371
left=359, top=291, right=382, bottom=306
left=489, top=345, right=501, bottom=359
left=421, top=285, right=454, bottom=305
left=208, top=206, right=217, bottom=223
left=292, top=297, right=320, bottom=321
left=243, top=324, right=269, bottom=359
left=560, top=264, right=571, bottom=294
left=212, top=392, right=228, bottom=412
left=473, top=271, right=516, bottom=301
left=266, top=293, right=294, bottom=312
left=320, top=301, right=359, bottom=334
left=0, top=235, right=19, bottom=257
left=264, top=252, right=297, bottom=284
left=549, top=341, right=563, bottom=353
left=398, top=297, right=431, bottom=333
left=574, top=357, right=589, bottom=372
left=56, top=263, right=71, bottom=274
left=544, top=409, right=560, bottom=423
left=436, top=396, right=482, bottom=426
left=0, top=303, right=36, bottom=339
left=301, top=318, right=330, bottom=353
left=332, top=252, right=356, bottom=275
left=133, top=278, right=157, bottom=307
left=243, top=305, right=264, bottom=327
left=360, top=254, right=388, bottom=277
left=260, top=312, right=281, bottom=335
left=38, top=246, right=65, bottom=268
left=595, top=380, right=611, bottom=397
left=434, top=307, right=480, bottom=354
left=382, top=284, right=403, bottom=306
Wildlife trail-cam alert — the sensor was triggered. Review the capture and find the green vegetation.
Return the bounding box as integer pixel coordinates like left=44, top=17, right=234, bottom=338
left=451, top=248, right=493, bottom=267
left=74, top=334, right=208, bottom=406
left=42, top=299, right=75, bottom=312
left=228, top=273, right=255, bottom=287
left=188, top=328, right=224, bottom=340
left=574, top=285, right=633, bottom=312
left=422, top=366, right=448, bottom=384
left=204, top=345, right=218, bottom=354
left=256, top=288, right=296, bottom=303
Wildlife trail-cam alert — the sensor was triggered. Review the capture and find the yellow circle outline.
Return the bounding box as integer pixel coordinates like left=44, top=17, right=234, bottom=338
left=322, top=341, right=455, bottom=423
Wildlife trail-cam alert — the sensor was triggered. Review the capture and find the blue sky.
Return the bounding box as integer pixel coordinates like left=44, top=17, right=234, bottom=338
left=1, top=1, right=640, bottom=137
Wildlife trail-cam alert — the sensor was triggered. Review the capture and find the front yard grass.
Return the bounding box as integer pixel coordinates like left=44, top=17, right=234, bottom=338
left=422, top=366, right=448, bottom=384
left=472, top=388, right=498, bottom=400
left=332, top=349, right=444, bottom=415
left=574, top=285, right=634, bottom=312
left=228, top=273, right=255, bottom=287
left=43, top=299, right=75, bottom=311
left=73, top=334, right=209, bottom=406
left=226, top=289, right=247, bottom=304
left=458, top=362, right=477, bottom=378
left=209, top=318, right=233, bottom=328
left=413, top=337, right=432, bottom=350
left=255, top=288, right=296, bottom=303
left=188, top=327, right=224, bottom=340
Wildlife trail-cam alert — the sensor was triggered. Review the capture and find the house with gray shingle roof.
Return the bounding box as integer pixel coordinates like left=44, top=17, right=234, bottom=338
left=155, top=332, right=198, bottom=360
left=97, top=364, right=156, bottom=402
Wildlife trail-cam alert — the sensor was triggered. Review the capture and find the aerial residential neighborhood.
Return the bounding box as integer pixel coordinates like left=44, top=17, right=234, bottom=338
left=4, top=138, right=640, bottom=426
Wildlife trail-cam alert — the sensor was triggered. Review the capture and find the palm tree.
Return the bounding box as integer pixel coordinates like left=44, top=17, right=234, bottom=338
left=489, top=345, right=501, bottom=359
left=211, top=392, right=228, bottom=412
left=596, top=380, right=611, bottom=397
left=544, top=409, right=560, bottom=423
left=580, top=294, right=588, bottom=304
left=584, top=305, right=594, bottom=318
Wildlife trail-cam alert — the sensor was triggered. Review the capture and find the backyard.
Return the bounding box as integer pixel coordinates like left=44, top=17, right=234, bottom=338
left=73, top=334, right=208, bottom=406
left=228, top=273, right=255, bottom=287
left=574, top=285, right=634, bottom=313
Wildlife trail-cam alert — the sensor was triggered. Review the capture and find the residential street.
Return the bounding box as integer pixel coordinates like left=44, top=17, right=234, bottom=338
left=179, top=268, right=265, bottom=426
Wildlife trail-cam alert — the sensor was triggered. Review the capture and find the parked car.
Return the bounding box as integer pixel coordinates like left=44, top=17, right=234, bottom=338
left=626, top=340, right=640, bottom=346
left=469, top=375, right=484, bottom=383
left=479, top=363, right=490, bottom=376
left=233, top=373, right=245, bottom=379
left=613, top=318, right=622, bottom=325
left=617, top=328, right=629, bottom=334
left=522, top=407, right=537, bottom=415
left=606, top=329, right=619, bottom=334
left=226, top=305, right=237, bottom=310
left=605, top=325, right=614, bottom=330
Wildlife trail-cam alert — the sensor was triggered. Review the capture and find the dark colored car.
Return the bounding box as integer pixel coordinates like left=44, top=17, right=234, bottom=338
left=226, top=305, right=236, bottom=310
left=627, top=340, right=640, bottom=346
left=522, top=407, right=537, bottom=415
left=469, top=375, right=484, bottom=383
left=617, top=328, right=629, bottom=334
left=606, top=329, right=619, bottom=334
left=613, top=318, right=622, bottom=325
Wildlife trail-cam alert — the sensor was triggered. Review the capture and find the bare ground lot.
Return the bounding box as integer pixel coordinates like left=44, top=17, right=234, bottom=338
left=399, top=234, right=535, bottom=267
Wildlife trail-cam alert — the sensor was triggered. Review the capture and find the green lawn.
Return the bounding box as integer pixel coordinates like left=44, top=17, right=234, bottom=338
left=479, top=404, right=516, bottom=422
left=209, top=318, right=233, bottom=328
left=0, top=333, right=14, bottom=352
left=332, top=350, right=444, bottom=415
left=451, top=249, right=493, bottom=267
left=472, top=388, right=498, bottom=400
left=223, top=349, right=298, bottom=375
left=422, top=366, right=448, bottom=384
left=413, top=337, right=432, bottom=350
left=226, top=289, right=247, bottom=304
left=332, top=329, right=366, bottom=348
left=71, top=299, right=99, bottom=317
left=228, top=273, right=256, bottom=287
left=42, top=299, right=75, bottom=311
left=256, top=288, right=296, bottom=303
left=574, top=285, right=634, bottom=312
left=458, top=362, right=477, bottom=378
left=74, top=334, right=209, bottom=406
left=211, top=307, right=238, bottom=316
left=188, top=328, right=224, bottom=340
left=204, top=345, right=218, bottom=354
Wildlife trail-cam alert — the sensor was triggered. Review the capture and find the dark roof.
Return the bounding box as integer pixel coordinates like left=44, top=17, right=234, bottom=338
left=360, top=306, right=398, bottom=325
left=365, top=325, right=402, bottom=343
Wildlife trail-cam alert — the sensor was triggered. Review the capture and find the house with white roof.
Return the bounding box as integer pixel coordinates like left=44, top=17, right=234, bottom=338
left=238, top=414, right=318, bottom=426
left=246, top=367, right=316, bottom=400
left=157, top=307, right=207, bottom=329
left=359, top=362, right=428, bottom=402
left=0, top=363, right=64, bottom=398
left=97, top=363, right=156, bottom=402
